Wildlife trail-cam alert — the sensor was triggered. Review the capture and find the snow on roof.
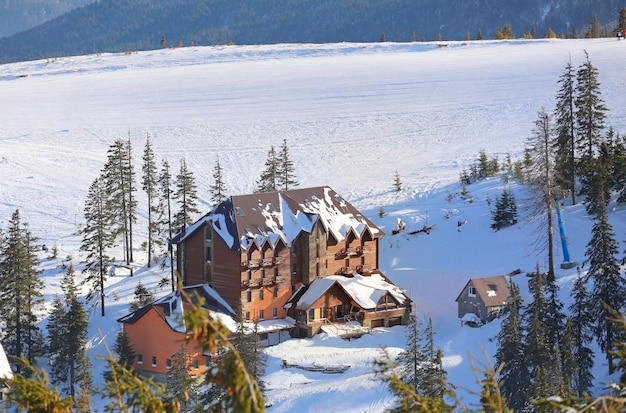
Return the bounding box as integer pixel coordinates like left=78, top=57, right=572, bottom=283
left=118, top=284, right=237, bottom=334
left=293, top=273, right=408, bottom=311
left=176, top=187, right=383, bottom=252
left=250, top=317, right=296, bottom=333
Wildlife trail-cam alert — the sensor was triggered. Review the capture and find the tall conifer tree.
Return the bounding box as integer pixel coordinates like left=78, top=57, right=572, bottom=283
left=568, top=275, right=594, bottom=396
left=157, top=159, right=176, bottom=290
left=47, top=263, right=92, bottom=400
left=553, top=59, right=577, bottom=204
left=80, top=177, right=116, bottom=316
left=495, top=281, right=530, bottom=411
left=0, top=210, right=45, bottom=372
left=210, top=156, right=227, bottom=205
left=173, top=158, right=200, bottom=230
left=141, top=133, right=159, bottom=267
left=277, top=138, right=299, bottom=191
left=256, top=146, right=278, bottom=193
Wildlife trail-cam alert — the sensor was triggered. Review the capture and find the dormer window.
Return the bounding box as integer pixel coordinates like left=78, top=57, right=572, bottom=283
left=468, top=286, right=477, bottom=297
left=235, top=207, right=245, bottom=216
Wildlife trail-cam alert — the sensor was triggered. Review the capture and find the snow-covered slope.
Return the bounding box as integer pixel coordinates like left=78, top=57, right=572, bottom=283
left=1, top=39, right=625, bottom=411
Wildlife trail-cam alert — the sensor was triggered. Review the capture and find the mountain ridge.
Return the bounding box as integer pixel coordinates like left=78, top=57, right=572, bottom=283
left=0, top=0, right=623, bottom=64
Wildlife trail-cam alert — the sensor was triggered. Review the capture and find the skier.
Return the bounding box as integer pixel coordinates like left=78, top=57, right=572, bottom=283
left=42, top=244, right=48, bottom=253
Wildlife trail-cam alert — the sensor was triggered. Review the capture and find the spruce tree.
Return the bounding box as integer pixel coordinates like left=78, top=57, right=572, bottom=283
left=490, top=188, right=517, bottom=231
left=80, top=177, right=116, bottom=317
left=495, top=281, right=530, bottom=411
left=584, top=181, right=625, bottom=373
left=394, top=171, right=402, bottom=191
left=129, top=281, right=155, bottom=311
left=525, top=108, right=560, bottom=280
left=101, top=137, right=137, bottom=265
left=233, top=313, right=266, bottom=392
left=568, top=275, right=594, bottom=396
left=417, top=318, right=448, bottom=400
left=141, top=133, right=159, bottom=267
left=173, top=158, right=200, bottom=230
left=210, top=156, right=227, bottom=205
left=396, top=312, right=424, bottom=393
left=277, top=138, right=299, bottom=191
left=166, top=345, right=199, bottom=411
left=256, top=146, right=278, bottom=193
left=559, top=317, right=577, bottom=398
left=157, top=159, right=176, bottom=290
left=523, top=266, right=562, bottom=398
left=0, top=210, right=45, bottom=372
left=47, top=263, right=92, bottom=399
left=113, top=329, right=136, bottom=369
left=553, top=58, right=577, bottom=204
left=575, top=52, right=608, bottom=201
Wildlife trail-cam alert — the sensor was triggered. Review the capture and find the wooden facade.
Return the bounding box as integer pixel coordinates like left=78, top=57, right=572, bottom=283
left=173, top=186, right=410, bottom=338
left=455, top=275, right=511, bottom=323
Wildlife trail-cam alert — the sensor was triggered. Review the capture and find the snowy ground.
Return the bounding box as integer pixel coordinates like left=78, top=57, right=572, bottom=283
left=1, top=38, right=625, bottom=411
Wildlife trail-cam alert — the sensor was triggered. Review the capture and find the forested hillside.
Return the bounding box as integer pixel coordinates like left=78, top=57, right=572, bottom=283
left=0, top=0, right=624, bottom=64
left=0, top=0, right=95, bottom=39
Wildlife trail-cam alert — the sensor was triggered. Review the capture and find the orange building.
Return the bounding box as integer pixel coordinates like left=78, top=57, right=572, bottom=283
left=172, top=186, right=411, bottom=338
left=117, top=284, right=236, bottom=380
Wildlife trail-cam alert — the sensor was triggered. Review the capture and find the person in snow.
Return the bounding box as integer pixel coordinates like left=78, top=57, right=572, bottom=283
left=42, top=244, right=48, bottom=253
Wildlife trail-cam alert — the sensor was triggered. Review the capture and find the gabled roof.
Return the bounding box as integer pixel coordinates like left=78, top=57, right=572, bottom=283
left=285, top=273, right=410, bottom=311
left=118, top=284, right=237, bottom=334
left=455, top=275, right=511, bottom=308
left=173, top=186, right=383, bottom=252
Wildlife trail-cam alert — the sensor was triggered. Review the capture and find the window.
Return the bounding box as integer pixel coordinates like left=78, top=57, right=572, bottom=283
left=247, top=291, right=252, bottom=302
left=246, top=270, right=251, bottom=280
left=193, top=359, right=199, bottom=370
left=308, top=309, right=315, bottom=321
left=206, top=246, right=212, bottom=263
left=259, top=289, right=264, bottom=300
left=291, top=264, right=297, bottom=274
left=273, top=288, right=278, bottom=298
left=137, top=354, right=143, bottom=365
left=152, top=356, right=157, bottom=367
left=259, top=310, right=264, bottom=320
left=260, top=268, right=265, bottom=279
left=166, top=358, right=172, bottom=369
left=468, top=286, right=477, bottom=297
left=274, top=267, right=279, bottom=278
left=273, top=308, right=278, bottom=318
left=245, top=311, right=250, bottom=321
left=205, top=225, right=213, bottom=240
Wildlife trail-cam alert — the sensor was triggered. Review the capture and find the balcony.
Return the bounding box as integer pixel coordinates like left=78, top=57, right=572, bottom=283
left=261, top=258, right=274, bottom=267
left=335, top=266, right=354, bottom=275
left=356, top=264, right=372, bottom=275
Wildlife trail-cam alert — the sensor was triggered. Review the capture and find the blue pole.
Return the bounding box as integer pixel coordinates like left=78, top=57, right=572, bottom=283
left=555, top=202, right=571, bottom=263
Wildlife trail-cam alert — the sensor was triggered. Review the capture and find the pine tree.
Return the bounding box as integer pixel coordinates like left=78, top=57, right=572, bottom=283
left=417, top=318, right=448, bottom=400
left=166, top=345, right=199, bottom=411
left=113, top=329, right=136, bottom=369
left=575, top=52, right=608, bottom=201
left=618, top=8, right=626, bottom=33
left=157, top=159, right=176, bottom=291
left=277, top=138, right=299, bottom=191
left=525, top=108, right=560, bottom=280
left=129, top=281, right=155, bottom=311
left=101, top=137, right=137, bottom=265
left=523, top=266, right=562, bottom=398
left=80, top=177, right=116, bottom=317
left=173, top=158, right=200, bottom=230
left=210, top=156, right=227, bottom=205
left=233, top=312, right=266, bottom=392
left=553, top=58, right=577, bottom=204
left=559, top=317, right=577, bottom=397
left=567, top=275, right=594, bottom=396
left=611, top=132, right=626, bottom=204
left=256, top=146, right=279, bottom=193
left=495, top=281, right=530, bottom=411
left=396, top=313, right=423, bottom=393
left=394, top=171, right=402, bottom=191
left=0, top=210, right=45, bottom=372
left=47, top=263, right=92, bottom=399
left=490, top=188, right=517, bottom=231
left=141, top=133, right=159, bottom=267
left=585, top=13, right=601, bottom=38
left=583, top=181, right=625, bottom=373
